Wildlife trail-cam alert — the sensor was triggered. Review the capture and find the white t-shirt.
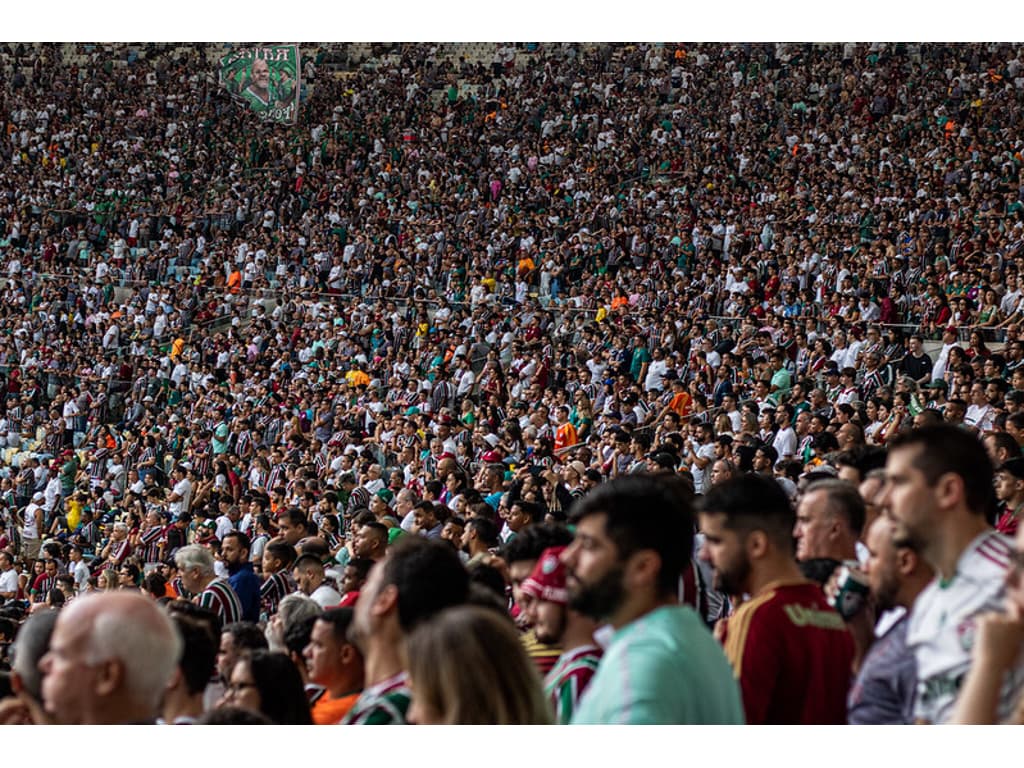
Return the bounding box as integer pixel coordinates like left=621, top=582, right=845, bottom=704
left=215, top=514, right=236, bottom=541
left=772, top=426, right=798, bottom=460
left=965, top=403, right=995, bottom=432
left=0, top=567, right=19, bottom=596
left=907, top=531, right=1024, bottom=723
left=690, top=443, right=717, bottom=495
left=72, top=559, right=91, bottom=593
left=644, top=359, right=669, bottom=392
left=23, top=503, right=42, bottom=540
left=310, top=583, right=342, bottom=609
left=168, top=478, right=193, bottom=517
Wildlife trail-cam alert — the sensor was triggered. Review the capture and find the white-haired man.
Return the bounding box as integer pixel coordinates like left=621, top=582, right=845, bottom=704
left=175, top=544, right=243, bottom=626
left=39, top=592, right=183, bottom=724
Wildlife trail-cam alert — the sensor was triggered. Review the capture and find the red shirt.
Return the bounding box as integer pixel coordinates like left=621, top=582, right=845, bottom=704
left=721, top=580, right=854, bottom=724
left=996, top=507, right=1021, bottom=537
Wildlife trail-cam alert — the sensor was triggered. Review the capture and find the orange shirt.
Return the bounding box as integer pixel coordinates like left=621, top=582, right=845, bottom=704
left=312, top=691, right=362, bottom=725
left=668, top=391, right=693, bottom=418
left=554, top=422, right=578, bottom=453
left=170, top=337, right=185, bottom=360
left=346, top=369, right=370, bottom=387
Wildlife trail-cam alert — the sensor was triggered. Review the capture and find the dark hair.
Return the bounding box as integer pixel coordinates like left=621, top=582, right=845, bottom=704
left=298, top=532, right=330, bottom=560
left=197, top=706, right=274, bottom=725
left=467, top=561, right=508, bottom=601
left=812, top=431, right=839, bottom=454
left=9, top=610, right=58, bottom=703
left=283, top=614, right=318, bottom=658
left=244, top=649, right=313, bottom=724
left=500, top=522, right=574, bottom=565
left=799, top=557, right=843, bottom=586
left=223, top=621, right=268, bottom=653
left=985, top=430, right=1022, bottom=460
left=510, top=499, right=543, bottom=523
left=143, top=572, right=167, bottom=599
left=171, top=613, right=218, bottom=696
left=265, top=540, right=297, bottom=568
left=281, top=507, right=307, bottom=527
left=345, top=557, right=374, bottom=584
left=119, top=562, right=141, bottom=585
left=317, top=607, right=355, bottom=644
left=379, top=537, right=469, bottom=633
left=293, top=554, right=324, bottom=576
left=466, top=516, right=499, bottom=548
left=697, top=474, right=795, bottom=551
left=888, top=424, right=996, bottom=517
left=570, top=474, right=695, bottom=597
left=165, top=600, right=221, bottom=636
left=359, top=520, right=387, bottom=543
left=222, top=530, right=251, bottom=554
left=755, top=443, right=779, bottom=465
left=352, top=509, right=377, bottom=527
left=55, top=574, right=75, bottom=590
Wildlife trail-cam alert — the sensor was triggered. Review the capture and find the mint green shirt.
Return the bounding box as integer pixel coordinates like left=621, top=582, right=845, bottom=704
left=771, top=366, right=792, bottom=399
left=571, top=605, right=745, bottom=724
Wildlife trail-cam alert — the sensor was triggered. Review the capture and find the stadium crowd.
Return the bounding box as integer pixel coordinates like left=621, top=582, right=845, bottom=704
left=1, top=41, right=1024, bottom=724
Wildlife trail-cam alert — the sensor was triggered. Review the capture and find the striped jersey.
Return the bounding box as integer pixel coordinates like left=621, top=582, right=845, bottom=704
left=544, top=644, right=602, bottom=725
left=139, top=525, right=164, bottom=563
left=341, top=672, right=411, bottom=725
left=195, top=577, right=243, bottom=626
left=260, top=570, right=297, bottom=618
left=907, top=530, right=1024, bottom=723
left=521, top=628, right=563, bottom=677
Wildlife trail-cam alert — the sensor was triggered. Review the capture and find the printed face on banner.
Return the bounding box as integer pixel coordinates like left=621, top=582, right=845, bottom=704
left=219, top=46, right=301, bottom=124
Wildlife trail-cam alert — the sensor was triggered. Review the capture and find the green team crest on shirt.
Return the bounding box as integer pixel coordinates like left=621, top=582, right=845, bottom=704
left=219, top=45, right=301, bottom=124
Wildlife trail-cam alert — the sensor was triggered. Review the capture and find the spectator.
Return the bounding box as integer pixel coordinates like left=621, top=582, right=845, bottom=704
left=218, top=649, right=312, bottom=724
left=563, top=475, right=743, bottom=724
left=698, top=474, right=855, bottom=723
left=880, top=424, right=1024, bottom=722
left=343, top=537, right=469, bottom=724
left=405, top=605, right=551, bottom=724
left=38, top=592, right=182, bottom=724
left=304, top=607, right=365, bottom=724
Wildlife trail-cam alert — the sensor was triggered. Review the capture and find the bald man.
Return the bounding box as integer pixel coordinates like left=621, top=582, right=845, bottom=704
left=39, top=592, right=183, bottom=724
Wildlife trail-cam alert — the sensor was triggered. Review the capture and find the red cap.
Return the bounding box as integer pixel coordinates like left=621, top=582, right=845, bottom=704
left=520, top=546, right=568, bottom=605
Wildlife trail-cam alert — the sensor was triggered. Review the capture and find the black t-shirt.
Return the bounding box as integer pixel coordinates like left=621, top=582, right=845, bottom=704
left=901, top=352, right=933, bottom=381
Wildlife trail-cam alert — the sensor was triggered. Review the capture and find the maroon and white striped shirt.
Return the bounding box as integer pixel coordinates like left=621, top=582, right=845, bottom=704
left=196, top=577, right=243, bottom=625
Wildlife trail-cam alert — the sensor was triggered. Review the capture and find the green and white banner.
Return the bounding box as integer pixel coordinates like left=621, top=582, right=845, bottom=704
left=219, top=45, right=301, bottom=124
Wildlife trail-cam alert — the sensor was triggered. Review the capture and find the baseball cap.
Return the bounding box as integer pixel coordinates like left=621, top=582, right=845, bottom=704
left=926, top=380, right=949, bottom=391
left=520, top=546, right=568, bottom=605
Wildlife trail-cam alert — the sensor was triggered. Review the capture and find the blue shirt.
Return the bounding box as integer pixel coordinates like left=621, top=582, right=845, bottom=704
left=228, top=561, right=262, bottom=623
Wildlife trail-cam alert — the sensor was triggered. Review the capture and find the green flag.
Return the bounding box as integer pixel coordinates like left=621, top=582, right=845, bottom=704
left=219, top=45, right=301, bottom=124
